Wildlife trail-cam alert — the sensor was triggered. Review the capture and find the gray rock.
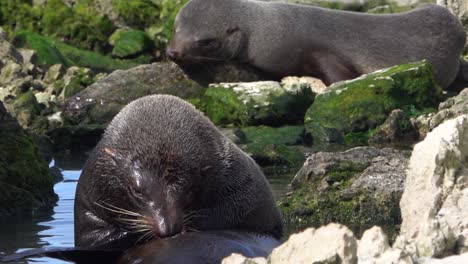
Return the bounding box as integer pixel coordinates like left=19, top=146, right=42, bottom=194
left=292, top=146, right=409, bottom=192
left=369, top=109, right=418, bottom=145
left=413, top=88, right=468, bottom=138
left=63, top=62, right=206, bottom=125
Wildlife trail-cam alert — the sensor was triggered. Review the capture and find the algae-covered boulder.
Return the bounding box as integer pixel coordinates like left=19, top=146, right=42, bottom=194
left=12, top=31, right=151, bottom=71
left=238, top=125, right=306, bottom=168
left=111, top=29, right=154, bottom=58
left=305, top=60, right=442, bottom=143
left=0, top=102, right=56, bottom=216
left=198, top=81, right=315, bottom=126
left=279, top=147, right=409, bottom=240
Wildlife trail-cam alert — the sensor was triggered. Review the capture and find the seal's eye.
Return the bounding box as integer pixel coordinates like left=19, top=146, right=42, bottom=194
left=194, top=38, right=220, bottom=49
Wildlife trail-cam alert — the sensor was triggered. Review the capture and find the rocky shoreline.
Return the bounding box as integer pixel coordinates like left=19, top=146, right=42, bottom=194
left=0, top=0, right=467, bottom=263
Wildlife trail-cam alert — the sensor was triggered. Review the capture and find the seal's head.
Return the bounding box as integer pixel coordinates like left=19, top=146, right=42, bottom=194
left=75, top=144, right=204, bottom=248
left=166, top=0, right=245, bottom=67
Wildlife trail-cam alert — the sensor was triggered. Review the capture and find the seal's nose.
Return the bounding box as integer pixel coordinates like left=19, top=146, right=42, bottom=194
left=166, top=48, right=179, bottom=61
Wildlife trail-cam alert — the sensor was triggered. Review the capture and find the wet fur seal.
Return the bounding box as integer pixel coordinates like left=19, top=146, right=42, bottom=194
left=0, top=230, right=279, bottom=264
left=117, top=230, right=280, bottom=264
left=167, top=0, right=466, bottom=88
left=74, top=94, right=283, bottom=249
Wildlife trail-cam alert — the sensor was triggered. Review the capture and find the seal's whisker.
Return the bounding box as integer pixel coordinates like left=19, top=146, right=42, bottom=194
left=94, top=202, right=143, bottom=218
left=100, top=201, right=143, bottom=217
left=118, top=218, right=150, bottom=224
left=129, top=228, right=152, bottom=234
left=135, top=231, right=154, bottom=245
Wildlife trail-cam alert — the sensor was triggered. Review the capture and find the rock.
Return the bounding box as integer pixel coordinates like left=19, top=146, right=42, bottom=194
left=281, top=147, right=408, bottom=239
left=412, top=88, right=468, bottom=139
left=59, top=66, right=94, bottom=100
left=238, top=125, right=306, bottom=168
left=47, top=125, right=106, bottom=154
left=437, top=0, right=468, bottom=23
left=268, top=223, right=357, bottom=264
left=7, top=90, right=41, bottom=128
left=18, top=48, right=38, bottom=76
left=34, top=92, right=51, bottom=107
left=43, top=64, right=65, bottom=84
left=182, top=61, right=272, bottom=87
left=47, top=111, right=63, bottom=130
left=111, top=29, right=154, bottom=58
left=304, top=60, right=441, bottom=143
left=281, top=76, right=327, bottom=94
left=63, top=62, right=206, bottom=125
left=369, top=109, right=418, bottom=145
left=400, top=115, right=468, bottom=258
left=221, top=254, right=266, bottom=264
left=358, top=226, right=391, bottom=263
left=198, top=81, right=314, bottom=126
left=0, top=30, right=23, bottom=66
left=49, top=166, right=64, bottom=184
left=0, top=62, right=24, bottom=85
left=418, top=253, right=468, bottom=263
left=358, top=226, right=414, bottom=263
left=0, top=101, right=57, bottom=217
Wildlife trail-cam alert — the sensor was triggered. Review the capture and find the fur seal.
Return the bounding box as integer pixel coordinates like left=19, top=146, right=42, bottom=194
left=166, top=0, right=466, bottom=88
left=0, top=231, right=279, bottom=264
left=117, top=230, right=280, bottom=264
left=74, top=94, right=283, bottom=249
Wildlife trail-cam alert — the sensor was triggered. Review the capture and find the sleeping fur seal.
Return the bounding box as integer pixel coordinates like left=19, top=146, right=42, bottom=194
left=166, top=0, right=466, bottom=88
left=74, top=95, right=283, bottom=249
left=0, top=230, right=279, bottom=264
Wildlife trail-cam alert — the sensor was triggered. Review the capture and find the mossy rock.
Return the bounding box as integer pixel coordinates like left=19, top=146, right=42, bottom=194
left=239, top=125, right=306, bottom=168
left=278, top=160, right=401, bottom=240
left=0, top=103, right=56, bottom=216
left=197, top=81, right=315, bottom=127
left=112, top=30, right=154, bottom=58
left=12, top=31, right=152, bottom=72
left=305, top=60, right=442, bottom=143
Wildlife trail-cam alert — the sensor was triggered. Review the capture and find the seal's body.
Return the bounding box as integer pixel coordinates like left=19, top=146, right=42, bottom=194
left=167, top=0, right=465, bottom=87
left=117, top=231, right=280, bottom=264
left=74, top=95, right=283, bottom=249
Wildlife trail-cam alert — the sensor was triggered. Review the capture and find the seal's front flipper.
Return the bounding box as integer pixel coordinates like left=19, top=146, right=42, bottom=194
left=0, top=247, right=123, bottom=264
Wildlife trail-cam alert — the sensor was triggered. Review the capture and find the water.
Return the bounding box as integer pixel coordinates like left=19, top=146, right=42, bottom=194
left=0, top=156, right=294, bottom=264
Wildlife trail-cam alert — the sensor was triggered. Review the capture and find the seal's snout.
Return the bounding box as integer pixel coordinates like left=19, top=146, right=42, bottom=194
left=166, top=48, right=181, bottom=62
left=150, top=205, right=184, bottom=238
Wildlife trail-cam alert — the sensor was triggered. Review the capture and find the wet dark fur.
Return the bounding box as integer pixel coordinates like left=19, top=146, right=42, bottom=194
left=0, top=230, right=280, bottom=264
left=74, top=95, right=283, bottom=249
left=167, top=0, right=466, bottom=87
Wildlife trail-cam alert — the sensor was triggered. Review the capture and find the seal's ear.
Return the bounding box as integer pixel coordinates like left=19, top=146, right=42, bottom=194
left=226, top=26, right=240, bottom=35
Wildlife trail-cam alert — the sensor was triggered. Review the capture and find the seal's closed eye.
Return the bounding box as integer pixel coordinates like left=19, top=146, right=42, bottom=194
left=194, top=38, right=220, bottom=49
